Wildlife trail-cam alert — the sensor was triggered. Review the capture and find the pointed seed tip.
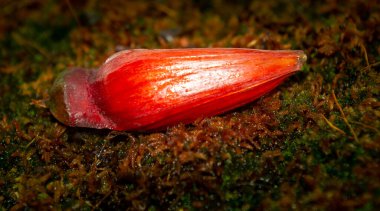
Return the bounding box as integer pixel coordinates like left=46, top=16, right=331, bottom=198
left=299, top=51, right=307, bottom=65
left=296, top=51, right=307, bottom=70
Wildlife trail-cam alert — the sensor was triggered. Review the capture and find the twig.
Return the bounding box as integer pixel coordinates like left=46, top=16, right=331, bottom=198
left=337, top=116, right=380, bottom=134
left=321, top=115, right=347, bottom=136
left=13, top=33, right=49, bottom=58
left=360, top=44, right=370, bottom=70
left=332, top=91, right=359, bottom=142
left=25, top=137, right=37, bottom=149
left=65, top=0, right=81, bottom=27
left=94, top=191, right=112, bottom=209
left=359, top=61, right=380, bottom=72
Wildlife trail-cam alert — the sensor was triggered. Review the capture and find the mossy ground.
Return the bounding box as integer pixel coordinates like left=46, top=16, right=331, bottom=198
left=1, top=0, right=379, bottom=210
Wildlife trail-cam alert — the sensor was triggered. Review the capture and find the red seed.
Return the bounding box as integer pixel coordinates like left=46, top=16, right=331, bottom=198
left=49, top=48, right=306, bottom=131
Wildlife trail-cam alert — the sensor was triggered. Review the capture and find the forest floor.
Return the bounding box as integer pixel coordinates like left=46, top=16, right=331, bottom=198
left=1, top=0, right=379, bottom=210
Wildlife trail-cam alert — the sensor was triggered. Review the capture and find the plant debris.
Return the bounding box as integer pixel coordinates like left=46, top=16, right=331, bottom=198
left=0, top=0, right=379, bottom=210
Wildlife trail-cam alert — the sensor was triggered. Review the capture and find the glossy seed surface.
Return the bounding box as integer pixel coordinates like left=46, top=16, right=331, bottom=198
left=50, top=48, right=306, bottom=131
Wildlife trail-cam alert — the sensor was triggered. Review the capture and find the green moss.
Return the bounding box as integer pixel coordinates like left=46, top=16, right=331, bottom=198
left=1, top=0, right=379, bottom=210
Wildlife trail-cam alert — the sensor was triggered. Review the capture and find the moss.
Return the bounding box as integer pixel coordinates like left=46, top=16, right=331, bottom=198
left=1, top=0, right=380, bottom=210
